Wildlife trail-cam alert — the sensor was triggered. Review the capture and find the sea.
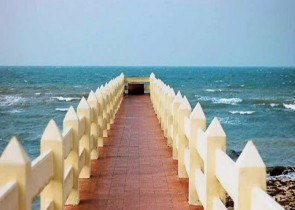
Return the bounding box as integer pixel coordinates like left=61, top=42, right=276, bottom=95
left=0, top=66, right=294, bottom=167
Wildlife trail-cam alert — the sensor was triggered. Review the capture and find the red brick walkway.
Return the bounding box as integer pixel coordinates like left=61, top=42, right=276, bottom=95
left=65, top=95, right=203, bottom=210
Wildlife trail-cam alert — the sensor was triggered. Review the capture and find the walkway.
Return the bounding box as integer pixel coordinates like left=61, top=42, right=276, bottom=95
left=65, top=95, right=203, bottom=210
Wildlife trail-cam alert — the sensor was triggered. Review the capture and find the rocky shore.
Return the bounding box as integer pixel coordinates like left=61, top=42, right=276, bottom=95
left=267, top=167, right=295, bottom=210
left=226, top=167, right=295, bottom=210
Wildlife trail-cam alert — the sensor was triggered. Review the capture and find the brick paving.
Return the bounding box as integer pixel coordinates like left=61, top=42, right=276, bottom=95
left=65, top=95, right=203, bottom=210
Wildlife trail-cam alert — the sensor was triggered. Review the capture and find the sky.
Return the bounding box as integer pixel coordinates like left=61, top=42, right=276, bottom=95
left=0, top=0, right=295, bottom=66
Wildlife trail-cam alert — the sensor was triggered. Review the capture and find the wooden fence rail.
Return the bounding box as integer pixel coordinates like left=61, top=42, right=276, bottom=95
left=149, top=73, right=284, bottom=210
left=0, top=74, right=125, bottom=210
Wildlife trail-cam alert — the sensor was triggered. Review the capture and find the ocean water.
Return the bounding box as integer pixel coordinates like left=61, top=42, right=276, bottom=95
left=0, top=66, right=295, bottom=167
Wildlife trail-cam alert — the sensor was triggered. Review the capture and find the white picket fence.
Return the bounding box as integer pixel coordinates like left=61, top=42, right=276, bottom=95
left=0, top=74, right=125, bottom=210
left=149, top=73, right=284, bottom=210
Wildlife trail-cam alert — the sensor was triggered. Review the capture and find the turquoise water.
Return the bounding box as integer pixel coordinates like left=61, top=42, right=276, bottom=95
left=0, top=66, right=294, bottom=167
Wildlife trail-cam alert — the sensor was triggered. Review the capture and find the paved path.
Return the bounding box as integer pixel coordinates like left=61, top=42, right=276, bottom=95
left=65, top=95, right=203, bottom=210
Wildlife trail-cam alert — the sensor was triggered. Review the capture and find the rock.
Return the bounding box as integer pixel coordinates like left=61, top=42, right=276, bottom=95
left=268, top=166, right=295, bottom=176
left=228, top=149, right=241, bottom=160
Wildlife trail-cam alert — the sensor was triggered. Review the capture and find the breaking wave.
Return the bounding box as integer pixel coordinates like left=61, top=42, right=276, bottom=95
left=283, top=103, right=295, bottom=110
left=8, top=109, right=24, bottom=114
left=0, top=95, right=25, bottom=106
left=268, top=172, right=295, bottom=180
left=229, top=111, right=255, bottom=115
left=219, top=117, right=240, bottom=125
left=55, top=108, right=69, bottom=112
left=52, top=96, right=80, bottom=102
left=205, top=89, right=222, bottom=92
left=270, top=103, right=279, bottom=107
left=213, top=98, right=242, bottom=105
left=196, top=96, right=243, bottom=105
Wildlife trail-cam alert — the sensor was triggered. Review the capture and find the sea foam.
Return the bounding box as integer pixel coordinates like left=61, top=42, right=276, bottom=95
left=229, top=111, right=255, bottom=115
left=219, top=116, right=240, bottom=125
left=0, top=96, right=25, bottom=106
left=205, top=89, right=222, bottom=92
left=55, top=108, right=69, bottom=112
left=213, top=98, right=242, bottom=105
left=267, top=172, right=295, bottom=180
left=270, top=103, right=279, bottom=107
left=52, top=96, right=80, bottom=102
left=283, top=103, right=295, bottom=110
left=8, top=109, right=24, bottom=114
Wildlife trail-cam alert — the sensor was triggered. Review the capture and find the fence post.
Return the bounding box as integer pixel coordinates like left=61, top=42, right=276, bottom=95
left=40, top=119, right=64, bottom=210
left=0, top=137, right=31, bottom=210
left=95, top=87, right=105, bottom=146
left=178, top=96, right=191, bottom=178
left=163, top=85, right=170, bottom=138
left=150, top=73, right=155, bottom=103
left=156, top=81, right=162, bottom=121
left=112, top=80, right=116, bottom=117
left=120, top=73, right=125, bottom=102
left=204, top=117, right=226, bottom=210
left=102, top=85, right=111, bottom=130
left=99, top=85, right=108, bottom=138
left=172, top=91, right=182, bottom=160
left=87, top=90, right=99, bottom=160
left=156, top=80, right=162, bottom=120
left=77, top=97, right=92, bottom=178
left=113, top=80, right=119, bottom=114
left=189, top=103, right=206, bottom=205
left=166, top=88, right=175, bottom=146
left=235, top=140, right=266, bottom=210
left=109, top=81, right=115, bottom=124
left=154, top=80, right=159, bottom=115
left=160, top=83, right=165, bottom=130
left=64, top=106, right=80, bottom=205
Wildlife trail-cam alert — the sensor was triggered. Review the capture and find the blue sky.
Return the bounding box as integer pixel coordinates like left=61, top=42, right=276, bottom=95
left=0, top=0, right=294, bottom=66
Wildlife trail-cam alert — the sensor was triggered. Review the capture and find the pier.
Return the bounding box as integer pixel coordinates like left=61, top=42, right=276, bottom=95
left=0, top=74, right=284, bottom=210
left=64, top=95, right=200, bottom=210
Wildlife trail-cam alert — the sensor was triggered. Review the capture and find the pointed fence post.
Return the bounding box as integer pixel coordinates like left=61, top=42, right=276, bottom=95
left=40, top=119, right=65, bottom=210
left=189, top=103, right=206, bottom=205
left=102, top=85, right=111, bottom=130
left=178, top=96, right=192, bottom=178
left=156, top=81, right=162, bottom=121
left=150, top=73, right=155, bottom=103
left=64, top=106, right=80, bottom=205
left=236, top=140, right=266, bottom=210
left=172, top=91, right=182, bottom=160
left=109, top=81, right=115, bottom=124
left=119, top=73, right=125, bottom=102
left=156, top=80, right=162, bottom=120
left=160, top=83, right=165, bottom=129
left=166, top=88, right=175, bottom=146
left=95, top=87, right=104, bottom=147
left=163, top=85, right=170, bottom=138
left=87, top=90, right=99, bottom=160
left=152, top=78, right=158, bottom=111
left=114, top=79, right=118, bottom=116
left=0, top=137, right=31, bottom=210
left=99, top=85, right=108, bottom=138
left=105, top=83, right=113, bottom=125
left=106, top=85, right=111, bottom=130
left=154, top=80, right=159, bottom=115
left=204, top=117, right=226, bottom=210
left=77, top=97, right=92, bottom=178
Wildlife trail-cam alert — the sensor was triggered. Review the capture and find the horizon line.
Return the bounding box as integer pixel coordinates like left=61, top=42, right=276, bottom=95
left=0, top=65, right=294, bottom=68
